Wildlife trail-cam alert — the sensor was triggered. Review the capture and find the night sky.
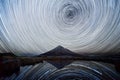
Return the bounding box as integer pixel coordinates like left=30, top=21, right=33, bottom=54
left=0, top=0, right=120, bottom=56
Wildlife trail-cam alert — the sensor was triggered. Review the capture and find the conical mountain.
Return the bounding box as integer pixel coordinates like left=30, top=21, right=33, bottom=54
left=38, top=46, right=82, bottom=68
left=38, top=46, right=80, bottom=57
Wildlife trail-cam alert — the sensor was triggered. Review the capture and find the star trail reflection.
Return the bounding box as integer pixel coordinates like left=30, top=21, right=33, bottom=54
left=1, top=61, right=120, bottom=80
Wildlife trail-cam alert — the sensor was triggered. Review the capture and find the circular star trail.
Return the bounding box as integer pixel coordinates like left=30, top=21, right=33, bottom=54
left=0, top=0, right=120, bottom=56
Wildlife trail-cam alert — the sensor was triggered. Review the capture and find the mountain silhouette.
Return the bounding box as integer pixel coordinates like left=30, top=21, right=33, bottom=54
left=38, top=46, right=82, bottom=68
left=38, top=46, right=81, bottom=57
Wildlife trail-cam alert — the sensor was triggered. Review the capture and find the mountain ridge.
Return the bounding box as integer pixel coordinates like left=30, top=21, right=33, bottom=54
left=38, top=46, right=81, bottom=57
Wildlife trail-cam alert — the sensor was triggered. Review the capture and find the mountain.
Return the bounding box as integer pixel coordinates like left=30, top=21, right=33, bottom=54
left=38, top=46, right=81, bottom=57
left=38, top=46, right=82, bottom=68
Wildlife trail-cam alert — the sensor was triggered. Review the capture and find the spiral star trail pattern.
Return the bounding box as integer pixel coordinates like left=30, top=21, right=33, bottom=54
left=0, top=0, right=120, bottom=56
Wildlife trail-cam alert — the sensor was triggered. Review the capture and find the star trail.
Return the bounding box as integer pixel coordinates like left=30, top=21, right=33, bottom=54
left=0, top=0, right=120, bottom=56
